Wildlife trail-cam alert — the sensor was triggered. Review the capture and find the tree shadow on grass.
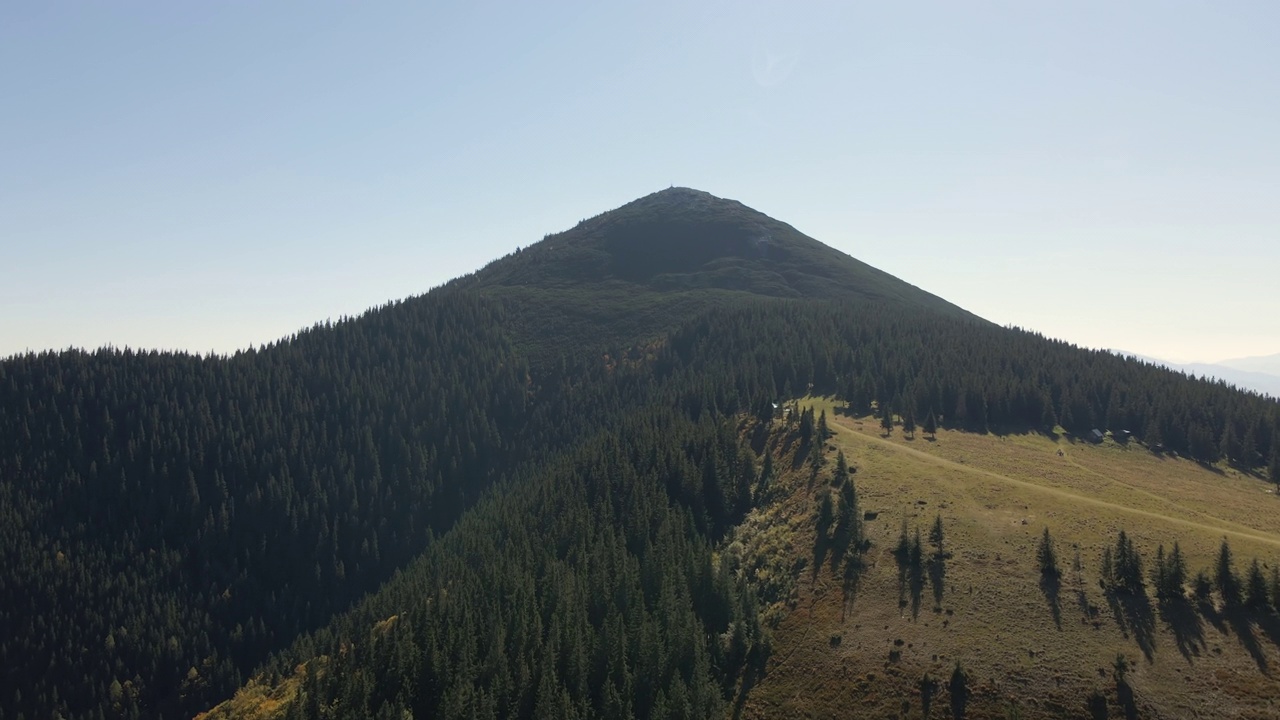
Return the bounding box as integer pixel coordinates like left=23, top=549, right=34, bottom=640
left=1085, top=690, right=1108, bottom=720
left=841, top=553, right=865, bottom=622
left=1197, top=596, right=1228, bottom=635
left=730, top=641, right=772, bottom=720
left=1194, top=598, right=1270, bottom=673
left=812, top=537, right=828, bottom=583
left=1039, top=572, right=1062, bottom=630
left=1105, top=589, right=1156, bottom=662
left=1077, top=587, right=1101, bottom=626
left=1226, top=608, right=1269, bottom=674
left=892, top=543, right=927, bottom=619
left=896, top=560, right=908, bottom=612
left=909, top=561, right=926, bottom=620
left=1157, top=596, right=1205, bottom=661
left=812, top=508, right=833, bottom=582
left=929, top=554, right=947, bottom=611
left=1255, top=611, right=1280, bottom=654
left=1116, top=679, right=1139, bottom=720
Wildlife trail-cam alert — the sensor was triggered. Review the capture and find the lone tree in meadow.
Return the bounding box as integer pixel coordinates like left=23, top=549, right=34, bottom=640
left=929, top=514, right=945, bottom=558
left=1037, top=527, right=1059, bottom=577
left=833, top=452, right=861, bottom=555
left=1269, top=448, right=1280, bottom=489
left=880, top=403, right=894, bottom=436
left=923, top=410, right=938, bottom=439
left=1216, top=539, right=1241, bottom=608
left=833, top=450, right=851, bottom=486
left=903, top=410, right=917, bottom=439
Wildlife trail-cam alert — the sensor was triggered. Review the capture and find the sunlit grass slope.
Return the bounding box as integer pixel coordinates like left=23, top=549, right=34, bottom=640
left=744, top=398, right=1280, bottom=720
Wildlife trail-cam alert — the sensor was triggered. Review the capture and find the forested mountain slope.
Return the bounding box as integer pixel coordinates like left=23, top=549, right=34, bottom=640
left=2, top=189, right=1277, bottom=720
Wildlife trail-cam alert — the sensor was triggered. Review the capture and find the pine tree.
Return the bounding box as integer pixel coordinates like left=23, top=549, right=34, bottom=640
left=923, top=410, right=938, bottom=439
left=835, top=454, right=860, bottom=555
left=1151, top=544, right=1168, bottom=598
left=755, top=451, right=774, bottom=500
left=903, top=411, right=917, bottom=439
left=1112, top=530, right=1143, bottom=593
left=817, top=410, right=830, bottom=443
left=1216, top=539, right=1240, bottom=608
left=1269, top=449, right=1280, bottom=489
left=1100, top=546, right=1115, bottom=588
left=880, top=403, right=893, bottom=436
left=1167, top=542, right=1187, bottom=599
left=1221, top=423, right=1242, bottom=465
left=833, top=450, right=849, bottom=486
left=1193, top=570, right=1213, bottom=601
left=1037, top=528, right=1059, bottom=577
left=799, top=407, right=815, bottom=444
left=929, top=514, right=945, bottom=558
left=1245, top=559, right=1270, bottom=610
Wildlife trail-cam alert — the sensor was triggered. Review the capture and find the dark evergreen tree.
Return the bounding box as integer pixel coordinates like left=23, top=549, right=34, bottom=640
left=1245, top=559, right=1270, bottom=610
left=756, top=450, right=775, bottom=500
left=929, top=514, right=945, bottom=558
left=923, top=410, right=938, bottom=439
left=1152, top=544, right=1168, bottom=597
left=1111, top=530, right=1144, bottom=594
left=1216, top=539, right=1241, bottom=608
left=1166, top=541, right=1187, bottom=599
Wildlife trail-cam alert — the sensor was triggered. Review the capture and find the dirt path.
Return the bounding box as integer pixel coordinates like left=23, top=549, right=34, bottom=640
left=836, top=422, right=1280, bottom=549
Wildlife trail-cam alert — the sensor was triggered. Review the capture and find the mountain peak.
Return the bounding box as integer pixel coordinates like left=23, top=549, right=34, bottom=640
left=627, top=186, right=738, bottom=211
left=475, top=188, right=975, bottom=320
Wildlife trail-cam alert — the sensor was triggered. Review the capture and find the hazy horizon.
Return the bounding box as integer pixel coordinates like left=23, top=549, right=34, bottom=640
left=5, top=2, right=1279, bottom=362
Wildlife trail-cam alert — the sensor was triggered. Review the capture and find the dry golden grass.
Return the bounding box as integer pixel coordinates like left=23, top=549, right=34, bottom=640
left=194, top=659, right=323, bottom=720
left=741, top=398, right=1280, bottom=720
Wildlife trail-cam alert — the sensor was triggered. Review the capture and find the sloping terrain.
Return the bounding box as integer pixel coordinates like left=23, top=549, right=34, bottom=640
left=746, top=398, right=1280, bottom=719
left=3, top=189, right=1278, bottom=719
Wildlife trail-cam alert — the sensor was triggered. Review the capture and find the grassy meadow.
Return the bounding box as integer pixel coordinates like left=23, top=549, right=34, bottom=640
left=741, top=398, right=1280, bottom=720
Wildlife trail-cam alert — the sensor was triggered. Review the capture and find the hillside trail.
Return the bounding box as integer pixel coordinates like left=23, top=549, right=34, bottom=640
left=833, top=420, right=1280, bottom=550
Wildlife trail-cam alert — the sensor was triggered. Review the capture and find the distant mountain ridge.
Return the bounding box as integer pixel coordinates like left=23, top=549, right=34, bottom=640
left=1216, top=352, right=1280, bottom=377
left=1113, top=350, right=1280, bottom=399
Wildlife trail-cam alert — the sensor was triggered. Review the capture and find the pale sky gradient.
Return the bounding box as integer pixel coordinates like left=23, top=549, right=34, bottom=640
left=3, top=1, right=1278, bottom=363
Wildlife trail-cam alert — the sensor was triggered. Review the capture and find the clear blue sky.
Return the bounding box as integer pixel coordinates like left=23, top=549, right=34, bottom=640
left=4, top=1, right=1278, bottom=362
